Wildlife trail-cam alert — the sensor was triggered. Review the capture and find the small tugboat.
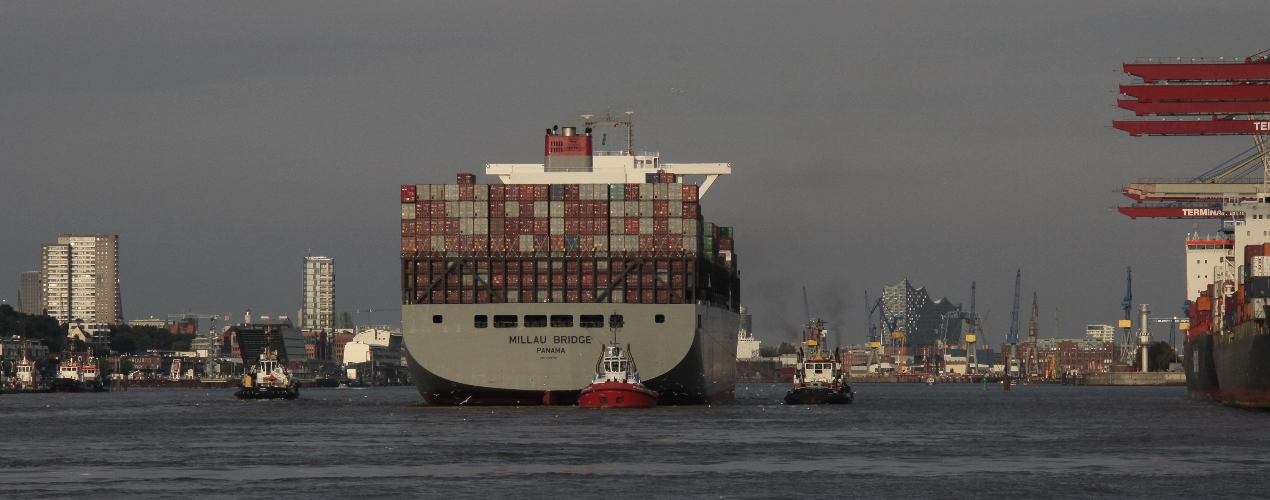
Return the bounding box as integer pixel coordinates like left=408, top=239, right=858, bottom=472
left=49, top=352, right=108, bottom=393
left=578, top=314, right=659, bottom=408
left=784, top=318, right=853, bottom=405
left=235, top=346, right=299, bottom=400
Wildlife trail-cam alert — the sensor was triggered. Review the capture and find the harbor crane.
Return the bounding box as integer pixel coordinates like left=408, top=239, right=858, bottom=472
left=866, top=291, right=904, bottom=374
left=1023, top=293, right=1040, bottom=379
left=1120, top=267, right=1136, bottom=363
left=1005, top=268, right=1022, bottom=389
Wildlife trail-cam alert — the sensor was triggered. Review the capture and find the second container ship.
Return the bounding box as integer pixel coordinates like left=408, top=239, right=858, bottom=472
left=398, top=116, right=740, bottom=405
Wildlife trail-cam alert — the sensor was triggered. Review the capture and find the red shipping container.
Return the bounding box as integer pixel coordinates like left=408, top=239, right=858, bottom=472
left=490, top=200, right=505, bottom=216
left=402, top=220, right=415, bottom=236
left=655, top=235, right=670, bottom=251
left=492, top=274, right=506, bottom=287
left=596, top=218, right=609, bottom=234
left=719, top=237, right=733, bottom=251
left=636, top=235, right=652, bottom=251
left=445, top=218, right=460, bottom=235
left=401, top=237, right=413, bottom=254
left=533, top=218, right=550, bottom=235
left=490, top=218, right=505, bottom=235
left=507, top=273, right=521, bottom=287
left=564, top=201, right=580, bottom=217
left=431, top=290, right=444, bottom=303
left=521, top=289, right=536, bottom=303
left=458, top=235, right=474, bottom=252
left=566, top=290, right=579, bottom=303
left=521, top=218, right=536, bottom=234
left=683, top=184, right=699, bottom=202
left=489, top=184, right=505, bottom=200
left=657, top=290, right=669, bottom=304
left=431, top=261, right=446, bottom=272
left=671, top=273, right=684, bottom=288
left=625, top=184, right=640, bottom=200
left=519, top=200, right=535, bottom=216
left=446, top=273, right=459, bottom=287
left=477, top=290, right=490, bottom=304
left=428, top=219, right=442, bottom=235
left=473, top=236, right=489, bottom=255
left=401, top=185, right=417, bottom=203
left=565, top=218, right=580, bottom=234
left=534, top=234, right=549, bottom=252
left=642, top=289, right=655, bottom=304
left=550, top=235, right=565, bottom=252
left=659, top=172, right=675, bottom=183
left=594, top=200, right=609, bottom=217
left=597, top=273, right=610, bottom=286
left=457, top=173, right=476, bottom=184
left=683, top=203, right=699, bottom=219
left=414, top=202, right=427, bottom=219
left=581, top=273, right=595, bottom=288
left=564, top=184, right=580, bottom=200
left=415, top=220, right=429, bottom=236
left=461, top=290, right=474, bottom=303
left=534, top=185, right=549, bottom=200
left=580, top=235, right=594, bottom=252
left=672, top=289, right=685, bottom=303
left=579, top=218, right=594, bottom=235
left=459, top=184, right=474, bottom=200
left=577, top=201, right=593, bottom=217
left=667, top=236, right=683, bottom=252
left=653, top=218, right=669, bottom=235
left=653, top=201, right=669, bottom=217
left=625, top=218, right=640, bottom=235
left=566, top=275, right=579, bottom=289
left=582, top=289, right=595, bottom=302
left=504, top=185, right=519, bottom=200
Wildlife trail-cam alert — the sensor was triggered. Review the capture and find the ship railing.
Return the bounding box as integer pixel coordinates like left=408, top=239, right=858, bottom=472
left=1131, top=56, right=1259, bottom=64
left=1133, top=178, right=1264, bottom=184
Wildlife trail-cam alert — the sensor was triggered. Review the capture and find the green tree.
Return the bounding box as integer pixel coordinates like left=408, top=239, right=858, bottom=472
left=108, top=324, right=196, bottom=354
left=1132, top=341, right=1178, bottom=372
left=0, top=304, right=66, bottom=351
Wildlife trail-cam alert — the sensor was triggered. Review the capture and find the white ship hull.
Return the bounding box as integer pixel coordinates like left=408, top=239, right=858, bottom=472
left=402, top=302, right=738, bottom=405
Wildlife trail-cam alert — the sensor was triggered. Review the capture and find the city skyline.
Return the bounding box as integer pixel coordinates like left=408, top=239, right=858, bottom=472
left=2, top=3, right=1268, bottom=345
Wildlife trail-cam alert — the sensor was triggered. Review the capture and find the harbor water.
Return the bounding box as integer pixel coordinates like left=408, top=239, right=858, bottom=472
left=2, top=383, right=1268, bottom=498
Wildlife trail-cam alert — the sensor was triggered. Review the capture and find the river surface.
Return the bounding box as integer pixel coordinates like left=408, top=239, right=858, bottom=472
left=1, top=383, right=1267, bottom=498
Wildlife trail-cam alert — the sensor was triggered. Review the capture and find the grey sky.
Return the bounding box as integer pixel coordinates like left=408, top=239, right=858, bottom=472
left=3, top=2, right=1267, bottom=345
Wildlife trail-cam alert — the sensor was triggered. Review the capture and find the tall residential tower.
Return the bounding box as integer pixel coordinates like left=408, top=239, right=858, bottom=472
left=40, top=234, right=122, bottom=327
left=18, top=271, right=41, bottom=315
left=301, top=254, right=334, bottom=331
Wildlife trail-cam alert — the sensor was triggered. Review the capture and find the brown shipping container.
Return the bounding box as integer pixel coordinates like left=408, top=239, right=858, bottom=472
left=659, top=172, right=676, bottom=183
left=459, top=184, right=474, bottom=200
left=564, top=201, right=580, bottom=217
left=416, top=220, right=429, bottom=236
left=490, top=218, right=505, bottom=235
left=625, top=218, right=640, bottom=235
left=401, top=185, right=417, bottom=203
left=445, top=218, right=460, bottom=235
left=683, top=184, right=699, bottom=202
left=415, top=203, right=428, bottom=219
left=719, top=237, right=733, bottom=251
left=457, top=173, right=476, bottom=184
left=565, top=218, right=580, bottom=234
left=565, top=184, right=580, bottom=200
left=490, top=200, right=505, bottom=216
left=653, top=200, right=669, bottom=217
left=683, top=203, right=699, bottom=219
left=654, top=218, right=669, bottom=235
left=490, top=184, right=505, bottom=200
left=625, top=184, right=640, bottom=200
left=596, top=218, right=609, bottom=234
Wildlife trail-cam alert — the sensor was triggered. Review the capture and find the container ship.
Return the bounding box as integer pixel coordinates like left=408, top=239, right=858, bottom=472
left=1185, top=210, right=1270, bottom=409
left=398, top=117, right=740, bottom=405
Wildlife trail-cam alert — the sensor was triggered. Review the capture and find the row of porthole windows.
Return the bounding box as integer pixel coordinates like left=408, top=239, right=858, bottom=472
left=431, top=314, right=667, bottom=328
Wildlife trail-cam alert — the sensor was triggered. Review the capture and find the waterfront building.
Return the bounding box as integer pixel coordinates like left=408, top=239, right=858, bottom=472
left=1, top=337, right=49, bottom=362
left=736, top=305, right=761, bottom=359
left=18, top=271, right=40, bottom=315
left=301, top=254, right=334, bottom=331
left=1085, top=324, right=1115, bottom=343
left=882, top=278, right=962, bottom=347
left=39, top=235, right=122, bottom=341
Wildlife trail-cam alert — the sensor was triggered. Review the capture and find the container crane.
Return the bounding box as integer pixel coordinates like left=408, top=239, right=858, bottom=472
left=1005, top=268, right=1022, bottom=389
left=1120, top=267, right=1136, bottom=363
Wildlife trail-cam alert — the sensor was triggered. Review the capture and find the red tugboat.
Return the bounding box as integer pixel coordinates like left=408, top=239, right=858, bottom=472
left=578, top=314, right=659, bottom=408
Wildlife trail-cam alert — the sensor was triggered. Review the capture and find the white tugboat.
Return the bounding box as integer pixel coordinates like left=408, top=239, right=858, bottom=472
left=235, top=346, right=299, bottom=400
left=49, top=352, right=108, bottom=393
left=784, top=318, right=853, bottom=405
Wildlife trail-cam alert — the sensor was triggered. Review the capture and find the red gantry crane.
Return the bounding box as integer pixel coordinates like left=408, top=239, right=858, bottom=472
left=1114, top=52, right=1270, bottom=223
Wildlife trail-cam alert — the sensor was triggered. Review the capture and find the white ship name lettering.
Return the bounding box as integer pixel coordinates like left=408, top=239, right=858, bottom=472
left=537, top=347, right=565, bottom=353
left=553, top=335, right=593, bottom=344
left=509, top=335, right=548, bottom=344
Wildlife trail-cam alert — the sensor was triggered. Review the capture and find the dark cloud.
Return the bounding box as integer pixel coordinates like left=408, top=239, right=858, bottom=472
left=0, top=2, right=1262, bottom=340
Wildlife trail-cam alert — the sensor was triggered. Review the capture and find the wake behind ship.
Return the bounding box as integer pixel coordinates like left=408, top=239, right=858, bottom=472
left=399, top=116, right=740, bottom=405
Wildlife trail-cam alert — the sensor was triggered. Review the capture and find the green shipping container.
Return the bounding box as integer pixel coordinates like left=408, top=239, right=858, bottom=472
left=719, top=227, right=733, bottom=239
left=703, top=222, right=716, bottom=237
left=703, top=236, right=715, bottom=250
left=609, top=184, right=626, bottom=201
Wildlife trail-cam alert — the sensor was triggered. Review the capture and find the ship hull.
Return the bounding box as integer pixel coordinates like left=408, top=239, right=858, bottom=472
left=784, top=386, right=853, bottom=405
left=235, top=386, right=299, bottom=400
left=578, top=382, right=658, bottom=408
left=1184, top=333, right=1221, bottom=401
left=1213, top=323, right=1270, bottom=409
left=402, top=302, right=738, bottom=405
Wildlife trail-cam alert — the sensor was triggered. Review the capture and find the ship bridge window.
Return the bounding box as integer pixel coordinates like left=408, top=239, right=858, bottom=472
left=474, top=315, right=488, bottom=328
left=655, top=314, right=665, bottom=323
left=580, top=315, right=605, bottom=328
left=433, top=315, right=443, bottom=324
left=525, top=315, right=548, bottom=328
left=494, top=315, right=518, bottom=328
left=550, top=315, right=573, bottom=327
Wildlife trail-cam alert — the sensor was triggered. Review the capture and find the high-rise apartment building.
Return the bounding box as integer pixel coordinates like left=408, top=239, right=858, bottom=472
left=18, top=271, right=41, bottom=315
left=41, top=235, right=122, bottom=327
left=301, top=254, right=334, bottom=331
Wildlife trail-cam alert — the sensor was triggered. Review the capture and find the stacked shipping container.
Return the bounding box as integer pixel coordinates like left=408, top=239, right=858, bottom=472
left=400, top=174, right=739, bottom=309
